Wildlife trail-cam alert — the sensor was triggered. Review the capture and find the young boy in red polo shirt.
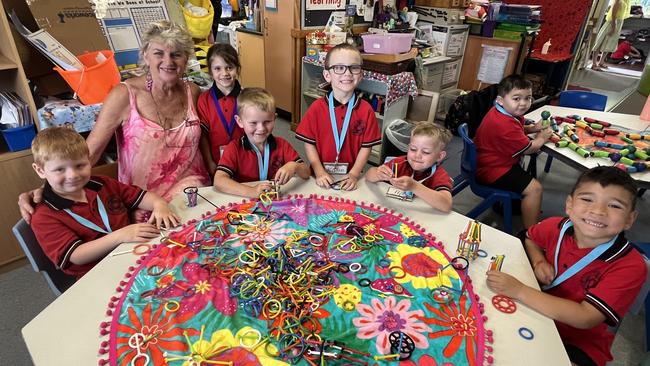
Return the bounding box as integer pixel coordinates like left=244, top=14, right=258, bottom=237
left=366, top=121, right=453, bottom=212
left=296, top=43, right=381, bottom=191
left=487, top=166, right=646, bottom=366
left=30, top=127, right=179, bottom=279
left=474, top=74, right=552, bottom=228
left=214, top=87, right=310, bottom=198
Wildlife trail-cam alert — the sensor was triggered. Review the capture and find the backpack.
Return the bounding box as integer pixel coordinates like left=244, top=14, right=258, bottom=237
left=444, top=84, right=499, bottom=138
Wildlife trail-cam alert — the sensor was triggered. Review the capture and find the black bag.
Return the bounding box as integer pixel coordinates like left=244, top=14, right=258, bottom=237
left=444, top=84, right=499, bottom=138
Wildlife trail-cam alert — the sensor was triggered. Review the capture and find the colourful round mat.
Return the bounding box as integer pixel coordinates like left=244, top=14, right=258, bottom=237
left=100, top=195, right=491, bottom=366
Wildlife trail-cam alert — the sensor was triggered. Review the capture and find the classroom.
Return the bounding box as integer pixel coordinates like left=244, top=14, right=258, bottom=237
left=1, top=0, right=649, bottom=365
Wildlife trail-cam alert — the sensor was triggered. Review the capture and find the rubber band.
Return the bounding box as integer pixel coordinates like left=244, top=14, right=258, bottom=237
left=477, top=249, right=488, bottom=258
left=390, top=266, right=406, bottom=279
left=147, top=265, right=164, bottom=276
left=133, top=244, right=151, bottom=255
left=239, top=328, right=262, bottom=348
left=358, top=278, right=371, bottom=287
left=164, top=300, right=180, bottom=312
left=378, top=258, right=391, bottom=268
left=349, top=262, right=362, bottom=273
left=518, top=327, right=534, bottom=340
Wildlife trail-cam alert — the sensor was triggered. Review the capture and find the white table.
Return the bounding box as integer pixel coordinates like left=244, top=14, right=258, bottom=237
left=526, top=105, right=650, bottom=189
left=22, top=178, right=570, bottom=365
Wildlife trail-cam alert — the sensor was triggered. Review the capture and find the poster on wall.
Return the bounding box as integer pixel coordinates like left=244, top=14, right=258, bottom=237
left=306, top=0, right=346, bottom=11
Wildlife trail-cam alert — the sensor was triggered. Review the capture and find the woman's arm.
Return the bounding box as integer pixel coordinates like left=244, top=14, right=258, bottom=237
left=86, top=83, right=130, bottom=165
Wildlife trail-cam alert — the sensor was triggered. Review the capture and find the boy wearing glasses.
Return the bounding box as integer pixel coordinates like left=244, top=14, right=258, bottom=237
left=474, top=74, right=553, bottom=228
left=296, top=43, right=381, bottom=191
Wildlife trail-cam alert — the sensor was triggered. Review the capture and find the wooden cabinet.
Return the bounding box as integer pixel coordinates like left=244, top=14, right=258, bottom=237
left=0, top=1, right=40, bottom=267
left=457, top=35, right=521, bottom=91
left=237, top=30, right=266, bottom=89
left=0, top=151, right=43, bottom=267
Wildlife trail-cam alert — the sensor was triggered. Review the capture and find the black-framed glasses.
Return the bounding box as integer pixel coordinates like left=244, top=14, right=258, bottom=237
left=326, top=64, right=363, bottom=75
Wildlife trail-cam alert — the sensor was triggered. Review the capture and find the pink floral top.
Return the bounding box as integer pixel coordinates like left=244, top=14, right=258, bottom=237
left=117, top=83, right=210, bottom=202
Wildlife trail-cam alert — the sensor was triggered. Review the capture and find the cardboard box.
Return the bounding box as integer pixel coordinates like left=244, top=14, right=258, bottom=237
left=25, top=0, right=110, bottom=56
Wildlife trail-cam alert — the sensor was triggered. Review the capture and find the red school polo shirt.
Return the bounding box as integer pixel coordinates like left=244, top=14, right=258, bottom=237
left=295, top=92, right=381, bottom=171
left=474, top=106, right=532, bottom=183
left=527, top=217, right=646, bottom=366
left=383, top=155, right=452, bottom=191
left=197, top=81, right=244, bottom=163
left=216, top=134, right=303, bottom=183
left=31, top=176, right=146, bottom=278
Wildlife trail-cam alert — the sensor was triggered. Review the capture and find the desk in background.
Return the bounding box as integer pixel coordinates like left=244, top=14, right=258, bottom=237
left=22, top=179, right=570, bottom=365
left=526, top=105, right=650, bottom=189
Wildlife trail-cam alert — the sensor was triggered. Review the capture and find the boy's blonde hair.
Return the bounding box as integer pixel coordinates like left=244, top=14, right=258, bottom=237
left=324, top=43, right=363, bottom=68
left=237, top=87, right=276, bottom=115
left=32, top=127, right=89, bottom=167
left=411, top=121, right=452, bottom=147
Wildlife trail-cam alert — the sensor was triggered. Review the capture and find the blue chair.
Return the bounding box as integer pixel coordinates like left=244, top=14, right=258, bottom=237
left=542, top=91, right=608, bottom=174
left=632, top=243, right=650, bottom=351
left=457, top=123, right=522, bottom=233
left=12, top=219, right=75, bottom=296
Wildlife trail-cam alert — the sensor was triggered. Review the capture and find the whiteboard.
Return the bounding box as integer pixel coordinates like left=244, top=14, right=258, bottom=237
left=477, top=45, right=512, bottom=85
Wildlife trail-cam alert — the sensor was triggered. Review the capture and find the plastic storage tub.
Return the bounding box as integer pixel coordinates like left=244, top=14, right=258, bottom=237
left=362, top=33, right=414, bottom=54
left=1, top=124, right=36, bottom=152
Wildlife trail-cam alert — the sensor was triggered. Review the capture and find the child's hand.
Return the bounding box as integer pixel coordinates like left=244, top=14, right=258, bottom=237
left=340, top=175, right=358, bottom=191
left=537, top=127, right=553, bottom=141
left=116, top=223, right=160, bottom=243
left=255, top=182, right=273, bottom=196
left=486, top=271, right=525, bottom=299
left=148, top=202, right=180, bottom=229
left=315, top=172, right=334, bottom=188
left=532, top=260, right=555, bottom=285
left=375, top=165, right=394, bottom=181
left=390, top=176, right=416, bottom=191
left=274, top=163, right=295, bottom=185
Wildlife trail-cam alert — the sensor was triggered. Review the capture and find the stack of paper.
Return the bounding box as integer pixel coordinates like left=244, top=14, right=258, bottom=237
left=0, top=92, right=32, bottom=129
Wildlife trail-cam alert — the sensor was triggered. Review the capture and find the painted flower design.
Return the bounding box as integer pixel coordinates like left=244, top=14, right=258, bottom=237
left=166, top=326, right=288, bottom=366
left=146, top=244, right=198, bottom=271
left=160, top=262, right=238, bottom=318
left=115, top=303, right=199, bottom=366
left=353, top=296, right=431, bottom=354
left=420, top=294, right=479, bottom=365
left=387, top=244, right=459, bottom=289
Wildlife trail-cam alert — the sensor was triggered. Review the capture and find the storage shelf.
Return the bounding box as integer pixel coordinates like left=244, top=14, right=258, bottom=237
left=0, top=54, right=17, bottom=71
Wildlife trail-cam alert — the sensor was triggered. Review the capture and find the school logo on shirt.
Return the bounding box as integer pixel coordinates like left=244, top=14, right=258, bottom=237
left=580, top=269, right=602, bottom=290
left=106, top=196, right=127, bottom=214
left=351, top=120, right=366, bottom=135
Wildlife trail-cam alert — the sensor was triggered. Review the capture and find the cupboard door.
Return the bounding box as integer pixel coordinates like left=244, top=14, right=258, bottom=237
left=263, top=0, right=294, bottom=112
left=238, top=32, right=266, bottom=89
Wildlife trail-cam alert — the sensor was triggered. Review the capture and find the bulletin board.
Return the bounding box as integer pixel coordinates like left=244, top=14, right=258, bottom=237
left=301, top=0, right=370, bottom=29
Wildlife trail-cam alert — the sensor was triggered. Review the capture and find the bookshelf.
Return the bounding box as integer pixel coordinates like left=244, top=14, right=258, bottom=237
left=0, top=0, right=41, bottom=268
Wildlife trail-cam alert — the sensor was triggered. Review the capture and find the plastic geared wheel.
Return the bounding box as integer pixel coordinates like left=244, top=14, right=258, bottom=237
left=492, top=294, right=517, bottom=314
left=389, top=331, right=415, bottom=361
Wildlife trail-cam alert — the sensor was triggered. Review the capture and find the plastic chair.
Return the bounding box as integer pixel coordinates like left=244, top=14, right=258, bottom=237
left=543, top=91, right=608, bottom=174
left=12, top=219, right=76, bottom=296
left=632, top=243, right=650, bottom=351
left=457, top=123, right=522, bottom=233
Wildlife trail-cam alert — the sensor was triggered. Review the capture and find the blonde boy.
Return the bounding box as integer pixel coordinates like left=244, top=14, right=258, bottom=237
left=366, top=122, right=453, bottom=212
left=296, top=43, right=381, bottom=191
left=214, top=87, right=310, bottom=198
left=30, top=127, right=178, bottom=278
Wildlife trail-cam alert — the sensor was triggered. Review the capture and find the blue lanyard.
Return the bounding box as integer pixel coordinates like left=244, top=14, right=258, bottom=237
left=328, top=92, right=356, bottom=162
left=412, top=164, right=437, bottom=183
left=250, top=141, right=270, bottom=180
left=210, top=86, right=237, bottom=139
left=64, top=196, right=113, bottom=234
left=542, top=220, right=617, bottom=290
left=494, top=102, right=522, bottom=124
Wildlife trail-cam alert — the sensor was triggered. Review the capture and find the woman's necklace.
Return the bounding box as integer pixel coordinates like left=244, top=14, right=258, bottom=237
left=148, top=85, right=186, bottom=130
